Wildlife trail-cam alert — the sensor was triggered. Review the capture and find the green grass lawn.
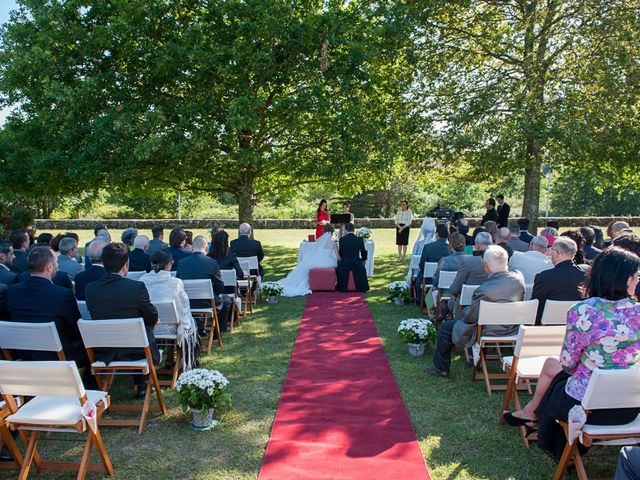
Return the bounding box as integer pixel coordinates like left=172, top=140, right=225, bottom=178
left=21, top=229, right=621, bottom=479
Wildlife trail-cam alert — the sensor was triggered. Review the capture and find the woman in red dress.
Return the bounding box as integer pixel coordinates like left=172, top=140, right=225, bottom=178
left=315, top=199, right=330, bottom=240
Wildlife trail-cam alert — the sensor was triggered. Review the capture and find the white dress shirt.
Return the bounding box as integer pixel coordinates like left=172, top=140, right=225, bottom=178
left=508, top=250, right=553, bottom=284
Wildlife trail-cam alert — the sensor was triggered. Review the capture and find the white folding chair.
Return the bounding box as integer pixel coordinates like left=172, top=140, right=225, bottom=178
left=540, top=300, right=578, bottom=325
left=419, top=262, right=439, bottom=314
left=236, top=260, right=253, bottom=317
left=552, top=369, right=640, bottom=480
left=77, top=300, right=92, bottom=320
left=472, top=299, right=539, bottom=395
left=0, top=399, right=23, bottom=472
left=457, top=284, right=480, bottom=319
left=500, top=325, right=566, bottom=446
left=152, top=300, right=182, bottom=389
left=0, top=360, right=113, bottom=479
left=125, top=271, right=145, bottom=281
left=436, top=271, right=458, bottom=318
left=182, top=279, right=222, bottom=353
left=221, top=269, right=241, bottom=331
left=524, top=283, right=534, bottom=301
left=408, top=255, right=421, bottom=299
left=0, top=321, right=66, bottom=361
left=77, top=318, right=167, bottom=434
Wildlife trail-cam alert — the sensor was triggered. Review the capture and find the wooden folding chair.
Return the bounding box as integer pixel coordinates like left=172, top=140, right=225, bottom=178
left=408, top=255, right=421, bottom=299
left=524, top=283, right=534, bottom=301
left=236, top=260, right=253, bottom=317
left=152, top=300, right=182, bottom=389
left=221, top=269, right=241, bottom=331
left=552, top=369, right=640, bottom=480
left=0, top=360, right=114, bottom=479
left=435, top=270, right=457, bottom=318
left=540, top=300, right=578, bottom=325
left=77, top=300, right=92, bottom=320
left=472, top=299, right=538, bottom=395
left=0, top=321, right=66, bottom=361
left=0, top=399, right=23, bottom=472
left=182, top=279, right=222, bottom=353
left=125, top=271, right=145, bottom=281
left=237, top=255, right=261, bottom=304
left=500, top=325, right=566, bottom=446
left=77, top=318, right=167, bottom=435
left=419, top=262, right=438, bottom=314
left=457, top=284, right=480, bottom=319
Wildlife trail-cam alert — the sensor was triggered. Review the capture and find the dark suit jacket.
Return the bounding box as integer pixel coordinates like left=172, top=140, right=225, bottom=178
left=129, top=248, right=151, bottom=272
left=177, top=252, right=224, bottom=308
left=18, top=271, right=73, bottom=290
left=5, top=276, right=84, bottom=362
left=497, top=203, right=510, bottom=228
left=507, top=237, right=529, bottom=253
left=10, top=250, right=28, bottom=273
left=532, top=260, right=589, bottom=324
left=520, top=231, right=535, bottom=244
left=481, top=208, right=499, bottom=226
left=167, top=247, right=191, bottom=270
left=419, top=238, right=450, bottom=274
left=0, top=266, right=18, bottom=287
left=339, top=234, right=367, bottom=261
left=85, top=273, right=159, bottom=363
left=74, top=265, right=107, bottom=300
left=210, top=254, right=244, bottom=295
left=584, top=244, right=602, bottom=262
left=498, top=242, right=514, bottom=260
left=230, top=236, right=265, bottom=276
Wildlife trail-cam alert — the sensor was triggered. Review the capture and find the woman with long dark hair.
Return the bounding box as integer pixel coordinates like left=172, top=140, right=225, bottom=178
left=315, top=199, right=330, bottom=240
left=208, top=230, right=244, bottom=294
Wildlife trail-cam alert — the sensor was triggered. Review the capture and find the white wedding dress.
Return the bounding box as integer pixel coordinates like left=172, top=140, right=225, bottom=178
left=405, top=217, right=437, bottom=285
left=279, top=233, right=338, bottom=297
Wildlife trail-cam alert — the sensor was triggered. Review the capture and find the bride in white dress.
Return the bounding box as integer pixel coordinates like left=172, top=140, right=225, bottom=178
left=279, top=225, right=339, bottom=297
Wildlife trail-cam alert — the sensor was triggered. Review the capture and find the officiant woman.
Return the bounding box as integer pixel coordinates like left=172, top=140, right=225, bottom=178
left=315, top=199, right=330, bottom=240
left=395, top=200, right=413, bottom=262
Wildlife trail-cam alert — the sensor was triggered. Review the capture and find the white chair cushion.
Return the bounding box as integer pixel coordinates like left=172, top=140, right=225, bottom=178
left=155, top=334, right=178, bottom=340
left=502, top=355, right=558, bottom=380
left=237, top=280, right=249, bottom=287
left=6, top=390, right=107, bottom=426
left=92, top=359, right=149, bottom=373
left=480, top=335, right=518, bottom=344
left=583, top=415, right=640, bottom=436
left=191, top=308, right=214, bottom=314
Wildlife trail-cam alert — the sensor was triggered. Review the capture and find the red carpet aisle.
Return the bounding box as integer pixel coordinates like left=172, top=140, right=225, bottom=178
left=258, top=293, right=430, bottom=480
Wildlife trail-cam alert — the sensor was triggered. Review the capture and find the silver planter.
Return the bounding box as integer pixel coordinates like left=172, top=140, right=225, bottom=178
left=407, top=343, right=425, bottom=356
left=266, top=295, right=279, bottom=304
left=190, top=408, right=217, bottom=431
left=394, top=297, right=405, bottom=306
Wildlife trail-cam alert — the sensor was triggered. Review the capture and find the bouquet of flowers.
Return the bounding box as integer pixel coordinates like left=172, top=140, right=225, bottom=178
left=356, top=227, right=371, bottom=240
left=176, top=369, right=232, bottom=412
left=397, top=318, right=436, bottom=344
left=388, top=281, right=411, bottom=301
left=261, top=281, right=284, bottom=297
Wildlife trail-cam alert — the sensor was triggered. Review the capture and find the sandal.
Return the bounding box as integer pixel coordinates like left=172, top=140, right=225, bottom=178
left=503, top=411, right=537, bottom=427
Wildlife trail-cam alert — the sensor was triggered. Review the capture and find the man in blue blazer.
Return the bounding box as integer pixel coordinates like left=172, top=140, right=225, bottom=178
left=74, top=239, right=108, bottom=300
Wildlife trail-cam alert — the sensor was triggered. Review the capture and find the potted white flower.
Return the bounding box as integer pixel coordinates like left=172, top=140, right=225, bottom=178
left=356, top=227, right=371, bottom=240
left=388, top=281, right=411, bottom=306
left=397, top=318, right=436, bottom=356
left=176, top=369, right=231, bottom=431
left=261, top=281, right=284, bottom=304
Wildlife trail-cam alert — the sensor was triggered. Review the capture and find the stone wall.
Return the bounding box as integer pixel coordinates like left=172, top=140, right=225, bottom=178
left=34, top=216, right=640, bottom=230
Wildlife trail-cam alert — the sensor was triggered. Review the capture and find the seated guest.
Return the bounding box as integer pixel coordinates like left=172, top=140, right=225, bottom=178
left=0, top=241, right=18, bottom=287
left=615, top=447, right=640, bottom=480
left=177, top=236, right=231, bottom=333
left=541, top=226, right=559, bottom=247
left=184, top=230, right=194, bottom=252
left=208, top=230, right=244, bottom=294
left=230, top=223, right=265, bottom=276
left=448, top=232, right=493, bottom=316
left=433, top=233, right=467, bottom=287
left=36, top=233, right=53, bottom=245
left=496, top=228, right=514, bottom=259
left=484, top=221, right=498, bottom=243
left=57, top=237, right=84, bottom=280
left=62, top=232, right=83, bottom=264
left=530, top=236, right=588, bottom=324
left=518, top=218, right=535, bottom=244
left=560, top=230, right=586, bottom=265
left=167, top=228, right=192, bottom=269
left=604, top=220, right=631, bottom=248
left=9, top=229, right=30, bottom=273
left=415, top=223, right=450, bottom=295
left=546, top=220, right=560, bottom=230
left=121, top=227, right=138, bottom=249
left=140, top=250, right=198, bottom=370
left=480, top=198, right=499, bottom=225
left=84, top=226, right=111, bottom=268
left=612, top=232, right=640, bottom=299
left=507, top=223, right=529, bottom=252
left=455, top=218, right=473, bottom=246
left=591, top=226, right=605, bottom=249
left=508, top=235, right=553, bottom=285
left=129, top=235, right=152, bottom=272
left=4, top=247, right=88, bottom=368
left=148, top=226, right=168, bottom=256
left=579, top=226, right=602, bottom=263
left=503, top=247, right=640, bottom=460
left=426, top=246, right=524, bottom=378
left=85, top=242, right=160, bottom=398
left=74, top=239, right=108, bottom=300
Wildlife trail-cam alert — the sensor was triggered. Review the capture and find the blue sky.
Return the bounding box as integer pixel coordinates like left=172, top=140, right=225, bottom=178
left=0, top=0, right=19, bottom=26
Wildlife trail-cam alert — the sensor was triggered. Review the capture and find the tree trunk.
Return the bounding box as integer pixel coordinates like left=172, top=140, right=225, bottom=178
left=237, top=180, right=255, bottom=226
left=522, top=138, right=543, bottom=230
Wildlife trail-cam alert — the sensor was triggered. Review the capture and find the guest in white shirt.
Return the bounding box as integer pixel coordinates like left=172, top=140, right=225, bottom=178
left=140, top=249, right=199, bottom=371
left=508, top=235, right=553, bottom=284
left=394, top=200, right=413, bottom=262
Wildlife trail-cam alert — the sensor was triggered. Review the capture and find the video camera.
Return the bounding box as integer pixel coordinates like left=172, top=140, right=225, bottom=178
left=427, top=206, right=464, bottom=222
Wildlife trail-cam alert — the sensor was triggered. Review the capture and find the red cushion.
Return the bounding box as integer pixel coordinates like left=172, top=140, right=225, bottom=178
left=309, top=268, right=336, bottom=291
left=347, top=272, right=356, bottom=291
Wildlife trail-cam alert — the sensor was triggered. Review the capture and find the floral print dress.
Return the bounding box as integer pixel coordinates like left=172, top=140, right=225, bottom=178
left=561, top=297, right=640, bottom=401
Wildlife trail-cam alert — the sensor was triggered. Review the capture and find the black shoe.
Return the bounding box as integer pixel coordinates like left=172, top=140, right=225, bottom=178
left=425, top=367, right=450, bottom=378
left=503, top=411, right=537, bottom=427
left=0, top=445, right=13, bottom=462
left=136, top=386, right=147, bottom=399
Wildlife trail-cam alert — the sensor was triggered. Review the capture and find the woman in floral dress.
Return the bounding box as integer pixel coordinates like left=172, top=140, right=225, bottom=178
left=503, top=247, right=640, bottom=458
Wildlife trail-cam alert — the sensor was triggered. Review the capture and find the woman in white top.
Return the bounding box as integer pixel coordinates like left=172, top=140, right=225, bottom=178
left=394, top=200, right=413, bottom=262
left=140, top=250, right=199, bottom=372
left=278, top=224, right=340, bottom=297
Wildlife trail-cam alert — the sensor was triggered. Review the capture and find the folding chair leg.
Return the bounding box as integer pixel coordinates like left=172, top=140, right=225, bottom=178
left=170, top=347, right=182, bottom=389
left=149, top=366, right=167, bottom=416
left=500, top=370, right=517, bottom=423
left=92, top=429, right=114, bottom=476
left=552, top=437, right=580, bottom=480
left=77, top=434, right=93, bottom=479
left=0, top=425, right=23, bottom=467
left=214, top=312, right=222, bottom=348
left=480, top=348, right=492, bottom=395
left=138, top=382, right=152, bottom=435
left=18, top=431, right=39, bottom=480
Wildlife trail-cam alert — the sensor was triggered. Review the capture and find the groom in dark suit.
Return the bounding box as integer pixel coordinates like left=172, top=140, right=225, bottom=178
left=336, top=223, right=369, bottom=292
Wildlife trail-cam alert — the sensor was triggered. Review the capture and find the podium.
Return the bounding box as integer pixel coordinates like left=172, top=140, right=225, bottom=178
left=331, top=213, right=354, bottom=238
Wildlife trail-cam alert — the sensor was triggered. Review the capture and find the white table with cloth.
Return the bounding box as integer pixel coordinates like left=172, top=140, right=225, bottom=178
left=298, top=239, right=375, bottom=277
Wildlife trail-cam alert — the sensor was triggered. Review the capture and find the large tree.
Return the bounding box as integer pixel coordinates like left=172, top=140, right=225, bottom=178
left=409, top=0, right=637, bottom=225
left=0, top=0, right=414, bottom=222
